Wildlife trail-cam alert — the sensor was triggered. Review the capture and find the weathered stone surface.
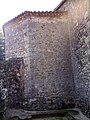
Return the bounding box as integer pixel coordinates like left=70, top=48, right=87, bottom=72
left=3, top=12, right=75, bottom=110
left=0, top=39, right=5, bottom=61
left=0, top=58, right=24, bottom=110
left=72, top=18, right=90, bottom=100
left=56, top=0, right=90, bottom=117
left=1, top=0, right=90, bottom=118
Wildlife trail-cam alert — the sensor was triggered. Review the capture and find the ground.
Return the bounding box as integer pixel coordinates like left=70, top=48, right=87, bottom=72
left=32, top=116, right=73, bottom=120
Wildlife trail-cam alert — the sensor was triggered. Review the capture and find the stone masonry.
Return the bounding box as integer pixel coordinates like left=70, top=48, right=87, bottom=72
left=0, top=58, right=24, bottom=111
left=3, top=11, right=75, bottom=110
left=56, top=0, right=90, bottom=111
left=1, top=0, right=90, bottom=112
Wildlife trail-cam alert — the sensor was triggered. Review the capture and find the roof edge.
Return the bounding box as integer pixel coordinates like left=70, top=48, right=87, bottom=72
left=3, top=11, right=68, bottom=28
left=54, top=0, right=67, bottom=11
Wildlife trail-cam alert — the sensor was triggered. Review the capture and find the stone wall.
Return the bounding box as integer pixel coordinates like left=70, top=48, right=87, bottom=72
left=56, top=0, right=90, bottom=107
left=3, top=16, right=30, bottom=98
left=3, top=0, right=90, bottom=111
left=0, top=39, right=5, bottom=61
left=2, top=0, right=90, bottom=112
left=0, top=58, right=24, bottom=110
left=71, top=11, right=90, bottom=103
left=69, top=0, right=90, bottom=105
left=27, top=14, right=75, bottom=99
left=3, top=12, right=75, bottom=110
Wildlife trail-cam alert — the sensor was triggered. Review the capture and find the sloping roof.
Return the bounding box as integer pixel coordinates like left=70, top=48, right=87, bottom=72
left=3, top=11, right=67, bottom=28
left=54, top=0, right=67, bottom=11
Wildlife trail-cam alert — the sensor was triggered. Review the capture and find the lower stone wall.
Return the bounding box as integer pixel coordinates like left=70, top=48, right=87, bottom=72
left=0, top=57, right=76, bottom=111
left=0, top=58, right=24, bottom=110
left=22, top=96, right=63, bottom=111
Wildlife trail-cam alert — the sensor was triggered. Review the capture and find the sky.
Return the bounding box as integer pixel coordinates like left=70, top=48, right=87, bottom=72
left=0, top=0, right=62, bottom=29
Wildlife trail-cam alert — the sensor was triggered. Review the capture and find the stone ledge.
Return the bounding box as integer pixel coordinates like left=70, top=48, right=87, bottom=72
left=5, top=108, right=68, bottom=119
left=5, top=108, right=90, bottom=120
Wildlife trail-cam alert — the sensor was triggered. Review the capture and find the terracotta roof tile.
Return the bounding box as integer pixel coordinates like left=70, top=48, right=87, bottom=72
left=3, top=11, right=68, bottom=28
